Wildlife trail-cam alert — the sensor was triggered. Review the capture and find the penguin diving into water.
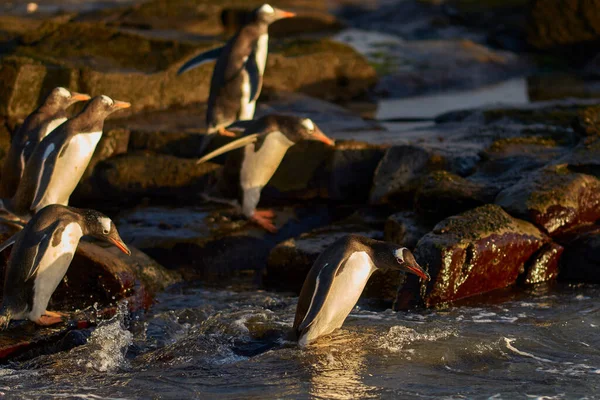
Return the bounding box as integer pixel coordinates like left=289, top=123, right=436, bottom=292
left=0, top=87, right=91, bottom=198
left=197, top=114, right=335, bottom=232
left=0, top=204, right=130, bottom=327
left=177, top=4, right=295, bottom=151
left=293, top=235, right=430, bottom=347
left=4, top=95, right=130, bottom=219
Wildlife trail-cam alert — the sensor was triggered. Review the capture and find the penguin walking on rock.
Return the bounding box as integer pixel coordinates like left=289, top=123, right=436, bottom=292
left=0, top=204, right=130, bottom=327
left=197, top=114, right=335, bottom=232
left=178, top=4, right=295, bottom=151
left=293, top=235, right=430, bottom=347
left=4, top=95, right=130, bottom=218
left=0, top=87, right=91, bottom=198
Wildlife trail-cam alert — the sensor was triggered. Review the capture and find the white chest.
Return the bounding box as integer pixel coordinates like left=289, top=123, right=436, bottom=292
left=42, top=117, right=67, bottom=138
left=255, top=34, right=269, bottom=75
left=38, top=131, right=102, bottom=209
left=240, top=131, right=294, bottom=190
left=300, top=252, right=376, bottom=346
left=30, top=222, right=83, bottom=319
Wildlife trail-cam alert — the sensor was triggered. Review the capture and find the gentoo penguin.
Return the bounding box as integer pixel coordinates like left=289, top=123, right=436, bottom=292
left=0, top=87, right=91, bottom=198
left=197, top=115, right=335, bottom=232
left=177, top=4, right=295, bottom=150
left=6, top=95, right=130, bottom=217
left=293, top=235, right=430, bottom=347
left=0, top=204, right=130, bottom=327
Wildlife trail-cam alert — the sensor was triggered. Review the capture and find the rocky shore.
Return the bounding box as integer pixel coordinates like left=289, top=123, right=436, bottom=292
left=0, top=0, right=600, bottom=361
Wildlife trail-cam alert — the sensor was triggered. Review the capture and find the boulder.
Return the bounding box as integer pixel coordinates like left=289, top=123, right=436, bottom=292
left=559, top=226, right=600, bottom=283
left=414, top=171, right=497, bottom=222
left=266, top=224, right=403, bottom=303
left=495, top=165, right=600, bottom=236
left=556, top=137, right=600, bottom=178
left=395, top=205, right=549, bottom=309
left=527, top=0, right=600, bottom=51
left=116, top=204, right=334, bottom=281
left=384, top=211, right=431, bottom=249
left=76, top=151, right=220, bottom=207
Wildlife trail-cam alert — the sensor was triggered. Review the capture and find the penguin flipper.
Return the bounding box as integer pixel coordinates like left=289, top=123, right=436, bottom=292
left=25, top=221, right=61, bottom=281
left=296, top=257, right=348, bottom=334
left=196, top=134, right=259, bottom=164
left=0, top=232, right=20, bottom=253
left=177, top=46, right=224, bottom=75
left=226, top=120, right=255, bottom=133
left=245, top=50, right=263, bottom=102
left=30, top=142, right=66, bottom=212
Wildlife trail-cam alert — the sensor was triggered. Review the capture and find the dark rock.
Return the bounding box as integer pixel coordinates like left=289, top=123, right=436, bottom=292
left=414, top=171, right=497, bottom=222
left=522, top=242, right=563, bottom=285
left=528, top=0, right=600, bottom=52
left=495, top=165, right=600, bottom=236
left=576, top=105, right=600, bottom=137
left=556, top=137, right=600, bottom=178
left=395, top=204, right=549, bottom=309
left=266, top=223, right=402, bottom=302
left=0, top=118, right=12, bottom=164
left=384, top=211, right=431, bottom=249
left=527, top=75, right=600, bottom=102
left=559, top=226, right=600, bottom=283
left=117, top=204, right=333, bottom=281
left=369, top=145, right=445, bottom=206
left=81, top=151, right=220, bottom=206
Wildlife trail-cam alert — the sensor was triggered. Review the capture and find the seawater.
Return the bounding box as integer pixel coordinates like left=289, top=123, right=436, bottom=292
left=1, top=283, right=599, bottom=399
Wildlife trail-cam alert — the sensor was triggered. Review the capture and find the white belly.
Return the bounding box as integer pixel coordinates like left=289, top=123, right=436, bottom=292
left=240, top=131, right=294, bottom=216
left=299, top=252, right=376, bottom=346
left=29, top=223, right=82, bottom=320
left=36, top=131, right=102, bottom=211
left=239, top=71, right=254, bottom=120
left=256, top=34, right=268, bottom=75
left=42, top=117, right=67, bottom=138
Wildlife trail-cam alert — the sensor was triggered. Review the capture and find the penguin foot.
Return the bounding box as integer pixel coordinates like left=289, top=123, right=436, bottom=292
left=218, top=127, right=238, bottom=137
left=34, top=311, right=66, bottom=326
left=251, top=210, right=277, bottom=233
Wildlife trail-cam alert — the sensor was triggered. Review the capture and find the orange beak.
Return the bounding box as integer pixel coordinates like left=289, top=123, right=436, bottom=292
left=110, top=237, right=131, bottom=256
left=112, top=100, right=131, bottom=109
left=280, top=11, right=296, bottom=18
left=71, top=92, right=91, bottom=102
left=313, top=129, right=335, bottom=147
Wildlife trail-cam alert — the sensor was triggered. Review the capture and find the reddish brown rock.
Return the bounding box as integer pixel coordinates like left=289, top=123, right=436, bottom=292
left=395, top=205, right=549, bottom=309
left=522, top=242, right=563, bottom=285
left=495, top=165, right=600, bottom=236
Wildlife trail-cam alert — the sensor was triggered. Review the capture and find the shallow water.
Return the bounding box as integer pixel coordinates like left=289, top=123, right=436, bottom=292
left=2, top=283, right=599, bottom=399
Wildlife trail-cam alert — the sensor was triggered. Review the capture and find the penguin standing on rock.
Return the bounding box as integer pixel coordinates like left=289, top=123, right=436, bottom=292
left=0, top=87, right=91, bottom=198
left=178, top=4, right=295, bottom=151
left=197, top=115, right=335, bottom=232
left=5, top=95, right=130, bottom=218
left=0, top=204, right=130, bottom=328
left=293, top=235, right=430, bottom=347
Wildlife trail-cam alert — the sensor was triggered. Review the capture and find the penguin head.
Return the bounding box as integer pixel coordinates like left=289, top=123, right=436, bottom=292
left=80, top=209, right=131, bottom=256
left=41, top=87, right=91, bottom=112
left=81, top=95, right=131, bottom=118
left=370, top=242, right=430, bottom=281
left=253, top=4, right=295, bottom=24
left=290, top=117, right=335, bottom=146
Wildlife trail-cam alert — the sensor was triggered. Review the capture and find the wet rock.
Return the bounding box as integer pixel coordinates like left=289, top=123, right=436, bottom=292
left=527, top=75, right=600, bottom=102
left=528, top=0, right=600, bottom=53
left=556, top=137, right=600, bottom=178
left=495, top=165, right=600, bottom=236
left=522, top=242, right=563, bottom=285
left=576, top=105, right=600, bottom=137
left=266, top=224, right=402, bottom=302
left=414, top=171, right=497, bottom=222
left=395, top=204, right=549, bottom=309
left=80, top=151, right=220, bottom=206
left=0, top=118, right=12, bottom=163
left=559, top=226, right=600, bottom=283
left=384, top=211, right=431, bottom=249
left=116, top=204, right=333, bottom=281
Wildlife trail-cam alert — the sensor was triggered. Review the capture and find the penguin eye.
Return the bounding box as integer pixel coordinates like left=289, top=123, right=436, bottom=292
left=102, top=229, right=109, bottom=235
